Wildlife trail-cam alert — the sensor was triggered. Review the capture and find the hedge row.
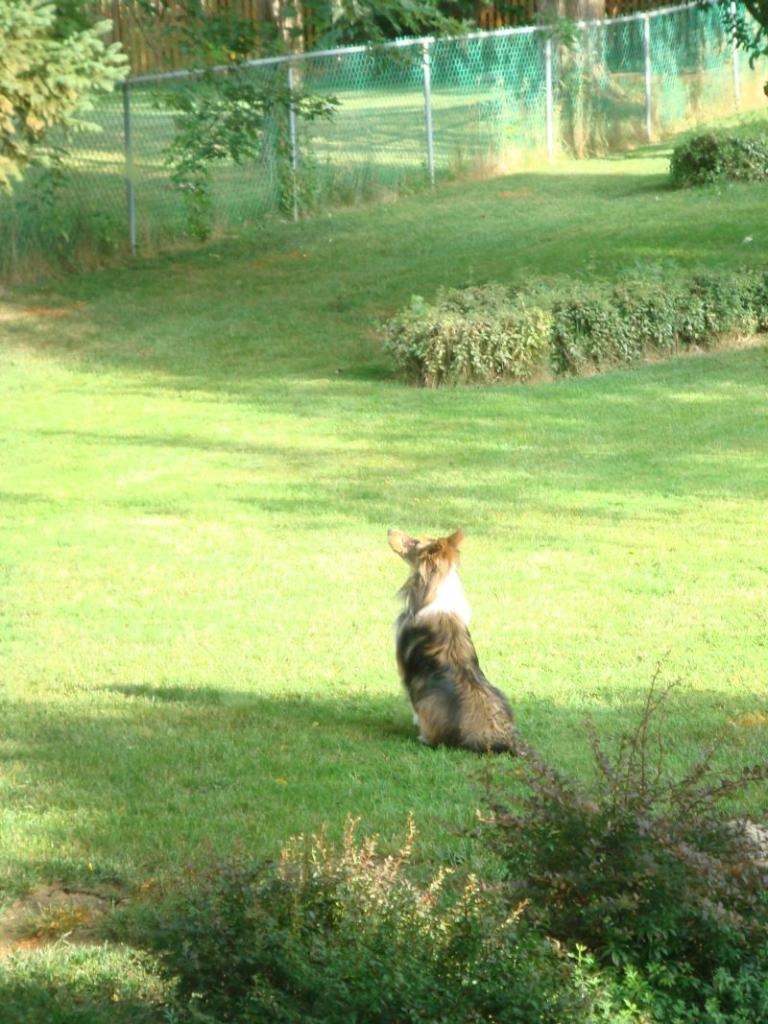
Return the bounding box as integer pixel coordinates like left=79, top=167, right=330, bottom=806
left=383, top=271, right=768, bottom=386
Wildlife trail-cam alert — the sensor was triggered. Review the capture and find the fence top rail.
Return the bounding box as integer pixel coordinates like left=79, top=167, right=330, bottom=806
left=126, top=0, right=707, bottom=86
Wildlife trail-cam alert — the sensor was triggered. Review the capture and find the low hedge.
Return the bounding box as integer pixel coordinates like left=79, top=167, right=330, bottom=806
left=384, top=270, right=767, bottom=386
left=550, top=272, right=759, bottom=376
left=383, top=285, right=552, bottom=387
left=670, top=129, right=768, bottom=188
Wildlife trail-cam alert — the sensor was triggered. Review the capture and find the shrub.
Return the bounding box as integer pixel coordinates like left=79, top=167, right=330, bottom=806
left=139, top=817, right=588, bottom=1024
left=383, top=285, right=552, bottom=386
left=551, top=272, right=759, bottom=374
left=612, top=278, right=687, bottom=355
left=0, top=0, right=127, bottom=191
left=676, top=273, right=759, bottom=348
left=549, top=285, right=634, bottom=375
left=670, top=130, right=768, bottom=188
left=742, top=270, right=768, bottom=332
left=482, top=675, right=768, bottom=1022
left=385, top=269, right=766, bottom=385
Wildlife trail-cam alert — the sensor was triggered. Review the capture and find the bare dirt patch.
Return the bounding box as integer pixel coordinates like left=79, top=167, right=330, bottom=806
left=0, top=301, right=86, bottom=328
left=0, top=884, right=126, bottom=958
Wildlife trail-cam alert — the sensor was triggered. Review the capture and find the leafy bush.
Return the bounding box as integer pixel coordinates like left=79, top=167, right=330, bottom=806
left=166, top=76, right=337, bottom=240
left=385, top=270, right=767, bottom=385
left=611, top=277, right=687, bottom=355
left=742, top=270, right=768, bottom=332
left=673, top=272, right=757, bottom=348
left=139, top=817, right=588, bottom=1024
left=550, top=286, right=635, bottom=375
left=383, top=285, right=552, bottom=386
left=482, top=676, right=768, bottom=1022
left=551, top=272, right=760, bottom=374
left=670, top=130, right=768, bottom=188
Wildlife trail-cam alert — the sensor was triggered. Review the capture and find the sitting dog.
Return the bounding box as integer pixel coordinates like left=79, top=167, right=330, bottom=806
left=388, top=528, right=518, bottom=752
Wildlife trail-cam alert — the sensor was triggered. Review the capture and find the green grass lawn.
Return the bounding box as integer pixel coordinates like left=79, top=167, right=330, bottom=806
left=1, top=144, right=767, bottom=946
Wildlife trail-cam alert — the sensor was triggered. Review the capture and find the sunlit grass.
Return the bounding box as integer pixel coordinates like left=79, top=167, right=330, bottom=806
left=0, top=144, right=767, bottom=916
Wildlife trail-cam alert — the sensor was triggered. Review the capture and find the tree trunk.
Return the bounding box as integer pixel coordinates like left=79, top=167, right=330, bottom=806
left=537, top=0, right=607, bottom=158
left=269, top=0, right=305, bottom=52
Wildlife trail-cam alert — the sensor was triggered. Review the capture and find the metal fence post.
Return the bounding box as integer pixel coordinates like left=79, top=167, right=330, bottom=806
left=544, top=34, right=554, bottom=164
left=730, top=0, right=741, bottom=110
left=421, top=41, right=436, bottom=187
left=287, top=63, right=300, bottom=222
left=122, top=81, right=137, bottom=255
left=642, top=13, right=653, bottom=144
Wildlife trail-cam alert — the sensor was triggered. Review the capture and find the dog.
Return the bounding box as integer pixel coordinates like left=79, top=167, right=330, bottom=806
left=388, top=528, right=518, bottom=752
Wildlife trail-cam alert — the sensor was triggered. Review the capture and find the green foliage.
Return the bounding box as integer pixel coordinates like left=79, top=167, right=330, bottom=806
left=552, top=271, right=759, bottom=374
left=386, top=269, right=766, bottom=385
left=743, top=268, right=768, bottom=330
left=670, top=130, right=768, bottom=187
left=713, top=1, right=768, bottom=87
left=134, top=0, right=467, bottom=239
left=678, top=272, right=759, bottom=346
left=129, top=0, right=465, bottom=65
left=132, top=0, right=277, bottom=67
left=0, top=0, right=127, bottom=191
left=555, top=36, right=612, bottom=159
left=138, top=817, right=586, bottom=1024
left=483, top=676, right=768, bottom=1022
left=611, top=277, right=686, bottom=354
left=550, top=285, right=634, bottom=374
left=304, top=0, right=467, bottom=47
left=383, top=285, right=552, bottom=386
left=8, top=162, right=122, bottom=267
left=165, top=73, right=336, bottom=239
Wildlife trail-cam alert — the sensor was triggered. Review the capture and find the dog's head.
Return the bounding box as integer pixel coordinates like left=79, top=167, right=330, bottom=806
left=387, top=528, right=464, bottom=567
left=388, top=529, right=468, bottom=618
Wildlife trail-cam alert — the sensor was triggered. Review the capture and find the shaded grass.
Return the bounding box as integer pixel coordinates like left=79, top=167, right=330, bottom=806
left=0, top=945, right=168, bottom=1023
left=0, top=147, right=767, bottom=923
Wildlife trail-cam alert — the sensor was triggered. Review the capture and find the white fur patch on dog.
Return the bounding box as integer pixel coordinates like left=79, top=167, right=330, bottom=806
left=416, top=567, right=472, bottom=625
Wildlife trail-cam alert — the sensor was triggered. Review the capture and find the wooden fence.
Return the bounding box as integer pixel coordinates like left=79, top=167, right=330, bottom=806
left=94, top=0, right=686, bottom=73
left=91, top=0, right=272, bottom=73
left=477, top=0, right=676, bottom=30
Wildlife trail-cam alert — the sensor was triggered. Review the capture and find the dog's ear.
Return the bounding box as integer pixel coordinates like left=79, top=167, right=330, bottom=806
left=388, top=529, right=418, bottom=558
left=446, top=528, right=464, bottom=550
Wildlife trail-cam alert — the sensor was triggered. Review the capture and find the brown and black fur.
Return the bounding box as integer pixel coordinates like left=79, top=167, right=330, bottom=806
left=388, top=528, right=518, bottom=753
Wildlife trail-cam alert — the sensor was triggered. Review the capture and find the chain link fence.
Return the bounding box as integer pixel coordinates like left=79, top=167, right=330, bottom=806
left=1, top=1, right=764, bottom=278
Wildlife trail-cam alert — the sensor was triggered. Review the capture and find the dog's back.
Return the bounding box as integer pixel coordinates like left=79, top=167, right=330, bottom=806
left=388, top=528, right=517, bottom=753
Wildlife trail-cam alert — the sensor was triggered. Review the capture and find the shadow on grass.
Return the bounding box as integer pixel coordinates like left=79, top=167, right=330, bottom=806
left=1, top=683, right=766, bottom=903
left=0, top=946, right=167, bottom=1024
left=1, top=684, right=766, bottom=1020
left=5, top=167, right=766, bottom=383
left=110, top=683, right=227, bottom=705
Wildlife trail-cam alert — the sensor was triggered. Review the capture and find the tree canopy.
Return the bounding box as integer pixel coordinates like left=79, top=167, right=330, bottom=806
left=714, top=0, right=768, bottom=93
left=0, top=0, right=127, bottom=190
